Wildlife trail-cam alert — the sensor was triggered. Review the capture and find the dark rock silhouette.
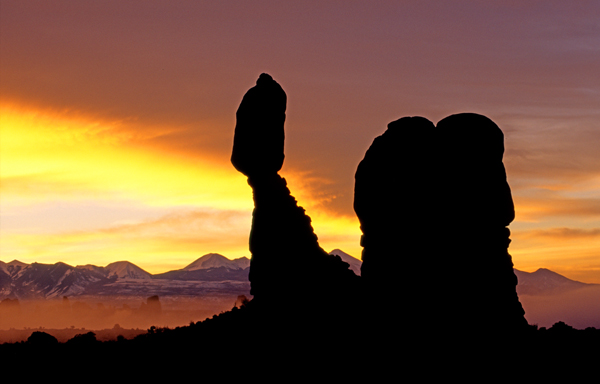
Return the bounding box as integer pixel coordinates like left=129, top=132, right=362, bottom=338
left=435, top=113, right=527, bottom=332
left=232, top=73, right=286, bottom=178
left=231, top=74, right=360, bottom=320
left=232, top=74, right=527, bottom=341
left=354, top=112, right=527, bottom=334
left=353, top=116, right=438, bottom=324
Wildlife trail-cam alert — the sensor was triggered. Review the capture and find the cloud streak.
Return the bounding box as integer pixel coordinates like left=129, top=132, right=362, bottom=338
left=517, top=227, right=600, bottom=241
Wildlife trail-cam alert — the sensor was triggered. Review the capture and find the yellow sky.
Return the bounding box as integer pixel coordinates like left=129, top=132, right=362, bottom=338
left=0, top=102, right=362, bottom=273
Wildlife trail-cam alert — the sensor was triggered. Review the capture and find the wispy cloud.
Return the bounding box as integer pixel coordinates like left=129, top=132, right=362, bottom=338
left=513, top=190, right=600, bottom=223
left=517, top=227, right=600, bottom=240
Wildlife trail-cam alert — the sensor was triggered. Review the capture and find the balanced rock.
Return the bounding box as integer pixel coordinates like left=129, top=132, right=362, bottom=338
left=231, top=73, right=286, bottom=178
left=231, top=74, right=360, bottom=315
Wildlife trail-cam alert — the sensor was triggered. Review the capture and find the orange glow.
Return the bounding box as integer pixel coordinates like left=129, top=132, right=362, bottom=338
left=0, top=103, right=252, bottom=209
left=0, top=103, right=253, bottom=270
left=0, top=102, right=365, bottom=272
left=510, top=228, right=600, bottom=284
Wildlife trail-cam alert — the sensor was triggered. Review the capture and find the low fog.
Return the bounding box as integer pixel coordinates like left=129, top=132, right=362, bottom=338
left=519, top=286, right=600, bottom=330
left=2, top=286, right=600, bottom=344
left=0, top=295, right=241, bottom=343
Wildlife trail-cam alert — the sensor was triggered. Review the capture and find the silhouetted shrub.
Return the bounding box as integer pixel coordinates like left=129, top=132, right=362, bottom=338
left=26, top=331, right=58, bottom=346
left=66, top=331, right=97, bottom=346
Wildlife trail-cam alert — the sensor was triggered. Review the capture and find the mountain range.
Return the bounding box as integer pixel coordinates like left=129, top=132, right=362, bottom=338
left=0, top=253, right=250, bottom=300
left=0, top=250, right=596, bottom=301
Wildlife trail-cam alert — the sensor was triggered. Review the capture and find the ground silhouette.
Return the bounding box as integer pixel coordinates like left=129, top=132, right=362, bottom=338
left=2, top=300, right=598, bottom=376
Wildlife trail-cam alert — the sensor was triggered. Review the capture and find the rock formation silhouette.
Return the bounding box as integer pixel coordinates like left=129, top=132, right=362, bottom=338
left=354, top=112, right=527, bottom=334
left=231, top=74, right=360, bottom=319
left=232, top=73, right=286, bottom=178
left=353, top=116, right=439, bottom=325
left=435, top=113, right=527, bottom=333
left=233, top=73, right=528, bottom=339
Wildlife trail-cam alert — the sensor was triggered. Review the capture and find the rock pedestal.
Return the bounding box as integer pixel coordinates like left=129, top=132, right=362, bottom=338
left=232, top=74, right=360, bottom=319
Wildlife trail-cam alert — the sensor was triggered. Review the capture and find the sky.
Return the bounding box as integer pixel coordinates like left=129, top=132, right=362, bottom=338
left=1, top=1, right=600, bottom=282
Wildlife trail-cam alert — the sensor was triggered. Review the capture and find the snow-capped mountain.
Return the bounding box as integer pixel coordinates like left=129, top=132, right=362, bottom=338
left=0, top=254, right=251, bottom=300
left=0, top=260, right=29, bottom=277
left=104, top=261, right=153, bottom=280
left=0, top=260, right=156, bottom=299
left=1, top=251, right=595, bottom=301
left=514, top=268, right=590, bottom=295
left=182, top=253, right=250, bottom=271
left=328, top=249, right=362, bottom=276
left=5, top=262, right=110, bottom=299
left=153, top=253, right=250, bottom=282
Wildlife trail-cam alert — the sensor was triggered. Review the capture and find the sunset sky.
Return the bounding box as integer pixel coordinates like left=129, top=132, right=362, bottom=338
left=1, top=1, right=599, bottom=283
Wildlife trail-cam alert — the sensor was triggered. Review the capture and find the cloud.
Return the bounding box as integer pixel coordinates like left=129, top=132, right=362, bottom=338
left=0, top=174, right=96, bottom=200
left=100, top=209, right=250, bottom=237
left=517, top=227, right=600, bottom=241
left=504, top=112, right=600, bottom=187
left=514, top=191, right=600, bottom=222
left=0, top=103, right=253, bottom=210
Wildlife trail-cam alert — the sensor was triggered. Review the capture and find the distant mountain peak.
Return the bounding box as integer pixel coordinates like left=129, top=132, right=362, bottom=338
left=183, top=253, right=249, bottom=271
left=0, top=260, right=29, bottom=276
left=514, top=268, right=589, bottom=295
left=530, top=268, right=583, bottom=283
left=106, top=260, right=137, bottom=267
left=535, top=267, right=553, bottom=273
left=328, top=249, right=362, bottom=276
left=7, top=260, right=29, bottom=267
left=104, top=261, right=152, bottom=280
